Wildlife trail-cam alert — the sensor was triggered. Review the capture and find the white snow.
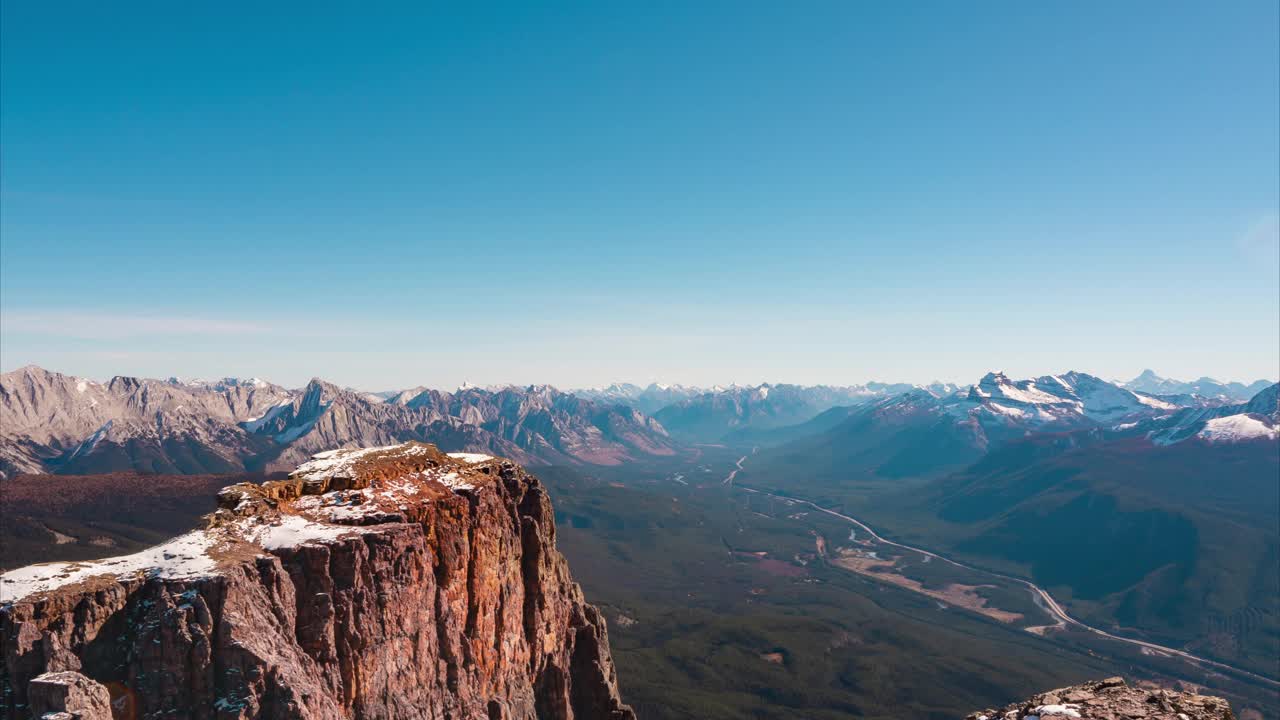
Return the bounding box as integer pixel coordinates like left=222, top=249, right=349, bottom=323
left=75, top=380, right=88, bottom=393
left=431, top=470, right=474, bottom=491
left=974, top=376, right=1065, bottom=406
left=241, top=398, right=293, bottom=432
left=274, top=419, right=319, bottom=444
left=1045, top=375, right=1074, bottom=391
left=986, top=402, right=1028, bottom=418
left=1131, top=391, right=1176, bottom=410
left=0, top=531, right=219, bottom=602
left=292, top=443, right=433, bottom=481
left=1197, top=414, right=1278, bottom=443
left=447, top=452, right=494, bottom=464
left=293, top=446, right=387, bottom=479
left=247, top=514, right=368, bottom=550
left=64, top=420, right=113, bottom=462
left=1029, top=704, right=1082, bottom=718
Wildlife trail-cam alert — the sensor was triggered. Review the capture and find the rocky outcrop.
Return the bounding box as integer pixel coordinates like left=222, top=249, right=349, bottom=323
left=26, top=671, right=112, bottom=720
left=966, top=677, right=1234, bottom=720
left=0, top=443, right=635, bottom=719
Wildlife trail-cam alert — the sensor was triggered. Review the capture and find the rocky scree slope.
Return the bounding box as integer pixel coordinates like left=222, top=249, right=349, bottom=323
left=0, top=442, right=634, bottom=719
left=967, top=677, right=1234, bottom=719
left=0, top=365, right=675, bottom=477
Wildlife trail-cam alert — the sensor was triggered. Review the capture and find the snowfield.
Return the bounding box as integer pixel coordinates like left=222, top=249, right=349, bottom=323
left=0, top=531, right=219, bottom=602
left=1197, top=414, right=1278, bottom=443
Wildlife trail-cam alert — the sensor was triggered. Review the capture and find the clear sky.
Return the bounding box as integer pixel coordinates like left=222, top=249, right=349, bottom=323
left=2, top=2, right=1277, bottom=390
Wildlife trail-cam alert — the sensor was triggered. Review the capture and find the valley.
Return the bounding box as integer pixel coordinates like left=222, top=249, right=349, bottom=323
left=735, top=481, right=1279, bottom=691
left=537, top=447, right=1279, bottom=718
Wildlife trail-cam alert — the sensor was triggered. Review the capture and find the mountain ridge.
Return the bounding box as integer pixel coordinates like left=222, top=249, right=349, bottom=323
left=0, top=366, right=676, bottom=477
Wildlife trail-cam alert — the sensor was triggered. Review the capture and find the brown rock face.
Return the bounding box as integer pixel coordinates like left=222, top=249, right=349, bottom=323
left=0, top=443, right=635, bottom=719
left=966, top=677, right=1235, bottom=720
left=27, top=671, right=112, bottom=720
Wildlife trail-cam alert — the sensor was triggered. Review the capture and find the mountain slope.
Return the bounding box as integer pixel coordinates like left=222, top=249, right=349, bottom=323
left=1136, top=383, right=1279, bottom=446
left=922, top=433, right=1279, bottom=674
left=0, top=366, right=291, bottom=475
left=653, top=382, right=928, bottom=442
left=753, top=371, right=1199, bottom=480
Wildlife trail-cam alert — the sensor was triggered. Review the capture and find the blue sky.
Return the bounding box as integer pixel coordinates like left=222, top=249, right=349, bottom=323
left=2, top=2, right=1277, bottom=390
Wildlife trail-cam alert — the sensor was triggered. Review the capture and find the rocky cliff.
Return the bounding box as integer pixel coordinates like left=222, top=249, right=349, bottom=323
left=0, top=442, right=635, bottom=719
left=966, top=677, right=1234, bottom=720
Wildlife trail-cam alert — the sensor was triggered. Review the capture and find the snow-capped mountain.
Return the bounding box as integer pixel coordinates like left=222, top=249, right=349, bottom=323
left=965, top=371, right=1176, bottom=425
left=651, top=382, right=928, bottom=442
left=569, top=383, right=708, bottom=415
left=1141, top=382, right=1279, bottom=445
left=1121, top=369, right=1274, bottom=403
left=757, top=371, right=1213, bottom=480
left=0, top=367, right=677, bottom=477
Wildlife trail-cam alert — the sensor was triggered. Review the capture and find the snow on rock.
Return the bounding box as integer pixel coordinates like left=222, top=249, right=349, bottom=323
left=0, top=531, right=219, bottom=602
left=1030, top=704, right=1082, bottom=718
left=987, top=402, right=1028, bottom=418
left=1197, top=414, right=1278, bottom=443
left=2, top=442, right=502, bottom=605
left=246, top=514, right=369, bottom=550
left=971, top=372, right=1068, bottom=406
left=292, top=443, right=431, bottom=481
left=240, top=398, right=293, bottom=432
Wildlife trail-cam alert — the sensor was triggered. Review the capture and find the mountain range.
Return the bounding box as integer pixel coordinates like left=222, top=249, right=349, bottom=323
left=755, top=371, right=1277, bottom=480
left=1120, top=369, right=1273, bottom=403
left=3, top=365, right=1273, bottom=478
left=0, top=366, right=676, bottom=477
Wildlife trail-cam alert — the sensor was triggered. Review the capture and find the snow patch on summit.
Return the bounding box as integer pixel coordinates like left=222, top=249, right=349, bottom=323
left=247, top=514, right=368, bottom=550
left=1, top=531, right=219, bottom=601
left=291, top=443, right=431, bottom=481
left=1197, top=414, right=1278, bottom=443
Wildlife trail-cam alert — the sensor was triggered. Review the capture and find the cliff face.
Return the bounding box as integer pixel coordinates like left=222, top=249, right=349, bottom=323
left=0, top=443, right=634, bottom=720
left=966, top=677, right=1234, bottom=720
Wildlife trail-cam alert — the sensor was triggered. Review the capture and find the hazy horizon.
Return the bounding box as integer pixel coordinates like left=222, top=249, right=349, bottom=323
left=1, top=358, right=1274, bottom=395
